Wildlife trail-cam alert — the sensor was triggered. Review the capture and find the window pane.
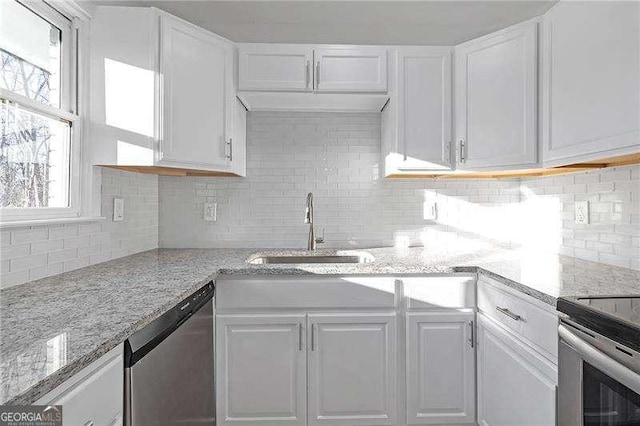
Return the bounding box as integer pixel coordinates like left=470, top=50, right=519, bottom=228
left=0, top=102, right=70, bottom=208
left=0, top=1, right=62, bottom=107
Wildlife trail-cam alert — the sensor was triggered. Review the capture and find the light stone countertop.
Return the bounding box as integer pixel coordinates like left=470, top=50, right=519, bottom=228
left=1, top=244, right=639, bottom=405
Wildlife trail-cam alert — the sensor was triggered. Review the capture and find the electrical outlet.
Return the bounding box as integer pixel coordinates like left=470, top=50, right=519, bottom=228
left=113, top=198, right=124, bottom=222
left=204, top=203, right=217, bottom=222
left=575, top=201, right=589, bottom=225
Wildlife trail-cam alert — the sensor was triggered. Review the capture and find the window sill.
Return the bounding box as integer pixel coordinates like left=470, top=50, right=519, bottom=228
left=0, top=216, right=106, bottom=230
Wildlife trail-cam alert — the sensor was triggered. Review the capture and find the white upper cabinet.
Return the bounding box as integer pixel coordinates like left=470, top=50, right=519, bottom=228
left=455, top=20, right=538, bottom=170
left=541, top=1, right=640, bottom=166
left=406, top=311, right=475, bottom=425
left=89, top=6, right=246, bottom=176
left=158, top=14, right=234, bottom=169
left=237, top=44, right=388, bottom=94
left=307, top=313, right=396, bottom=426
left=314, top=47, right=388, bottom=92
left=382, top=47, right=453, bottom=176
left=239, top=44, right=314, bottom=91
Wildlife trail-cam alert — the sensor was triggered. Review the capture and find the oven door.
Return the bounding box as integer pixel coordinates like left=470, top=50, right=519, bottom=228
left=559, top=323, right=640, bottom=425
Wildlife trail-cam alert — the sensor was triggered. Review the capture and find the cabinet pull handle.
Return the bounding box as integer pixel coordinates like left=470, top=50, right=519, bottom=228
left=468, top=320, right=475, bottom=348
left=306, top=60, right=310, bottom=88
left=225, top=138, right=233, bottom=162
left=298, top=323, right=303, bottom=351
left=311, top=324, right=316, bottom=351
left=459, top=139, right=466, bottom=163
left=496, top=306, right=522, bottom=321
left=84, top=421, right=95, bottom=426
left=315, top=61, right=320, bottom=89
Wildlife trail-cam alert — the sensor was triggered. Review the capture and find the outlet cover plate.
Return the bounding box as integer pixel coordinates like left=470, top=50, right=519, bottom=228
left=575, top=201, right=589, bottom=225
left=113, top=198, right=124, bottom=222
left=204, top=203, right=217, bottom=222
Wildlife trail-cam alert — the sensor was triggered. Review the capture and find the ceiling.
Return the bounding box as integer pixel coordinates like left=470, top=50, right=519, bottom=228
left=83, top=0, right=556, bottom=45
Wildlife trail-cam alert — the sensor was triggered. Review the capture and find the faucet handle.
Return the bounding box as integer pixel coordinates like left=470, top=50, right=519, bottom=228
left=315, top=228, right=325, bottom=244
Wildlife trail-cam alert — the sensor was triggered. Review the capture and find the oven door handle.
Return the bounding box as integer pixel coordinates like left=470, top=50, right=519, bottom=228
left=559, top=324, right=640, bottom=394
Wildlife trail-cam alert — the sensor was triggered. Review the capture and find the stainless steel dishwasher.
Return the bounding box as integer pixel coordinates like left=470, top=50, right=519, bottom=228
left=124, top=281, right=215, bottom=425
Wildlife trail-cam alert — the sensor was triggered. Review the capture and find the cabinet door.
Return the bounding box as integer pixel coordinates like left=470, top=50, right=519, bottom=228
left=406, top=311, right=475, bottom=425
left=159, top=14, right=233, bottom=168
left=477, top=314, right=556, bottom=426
left=216, top=314, right=307, bottom=426
left=542, top=1, right=640, bottom=166
left=308, top=313, right=396, bottom=426
left=455, top=21, right=538, bottom=170
left=239, top=44, right=314, bottom=91
left=314, top=47, right=388, bottom=92
left=397, top=47, right=453, bottom=171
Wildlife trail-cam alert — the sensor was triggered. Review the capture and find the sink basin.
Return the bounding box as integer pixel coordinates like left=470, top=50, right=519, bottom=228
left=248, top=252, right=374, bottom=265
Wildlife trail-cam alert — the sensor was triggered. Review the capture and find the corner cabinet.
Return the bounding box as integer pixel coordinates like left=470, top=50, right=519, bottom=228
left=157, top=14, right=235, bottom=169
left=382, top=47, right=453, bottom=176
left=454, top=20, right=538, bottom=171
left=541, top=1, right=640, bottom=166
left=89, top=6, right=246, bottom=176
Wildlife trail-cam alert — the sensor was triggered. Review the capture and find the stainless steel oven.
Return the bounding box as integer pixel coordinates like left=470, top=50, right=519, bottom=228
left=558, top=296, right=640, bottom=426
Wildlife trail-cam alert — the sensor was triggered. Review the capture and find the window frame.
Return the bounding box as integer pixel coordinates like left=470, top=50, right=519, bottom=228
left=0, top=0, right=84, bottom=223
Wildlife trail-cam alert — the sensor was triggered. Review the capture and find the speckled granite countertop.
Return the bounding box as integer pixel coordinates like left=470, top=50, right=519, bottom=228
left=2, top=244, right=639, bottom=405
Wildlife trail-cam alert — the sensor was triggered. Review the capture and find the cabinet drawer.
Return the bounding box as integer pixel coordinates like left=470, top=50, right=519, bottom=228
left=40, top=345, right=124, bottom=426
left=477, top=276, right=557, bottom=361
left=403, top=274, right=476, bottom=309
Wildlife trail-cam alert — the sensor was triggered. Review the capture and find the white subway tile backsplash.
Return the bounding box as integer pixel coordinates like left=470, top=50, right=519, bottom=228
left=0, top=168, right=159, bottom=288
left=159, top=111, right=639, bottom=270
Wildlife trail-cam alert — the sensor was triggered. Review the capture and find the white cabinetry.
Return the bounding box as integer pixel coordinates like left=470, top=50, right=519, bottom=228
left=454, top=20, right=538, bottom=170
left=406, top=311, right=475, bottom=425
left=314, top=47, right=387, bottom=92
left=37, top=345, right=123, bottom=426
left=382, top=47, right=453, bottom=176
left=158, top=13, right=234, bottom=169
left=237, top=44, right=388, bottom=93
left=476, top=276, right=557, bottom=426
left=308, top=313, right=396, bottom=426
left=239, top=44, right=314, bottom=92
left=477, top=314, right=556, bottom=426
left=541, top=1, right=640, bottom=166
left=216, top=314, right=307, bottom=426
left=90, top=6, right=246, bottom=176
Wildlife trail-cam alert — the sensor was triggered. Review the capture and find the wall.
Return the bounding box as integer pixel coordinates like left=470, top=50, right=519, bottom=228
left=0, top=168, right=159, bottom=288
left=159, top=112, right=522, bottom=249
left=520, top=166, right=640, bottom=270
left=159, top=111, right=640, bottom=270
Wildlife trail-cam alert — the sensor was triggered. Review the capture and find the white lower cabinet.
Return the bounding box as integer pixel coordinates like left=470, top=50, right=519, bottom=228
left=36, top=344, right=124, bottom=426
left=406, top=311, right=475, bottom=425
left=308, top=313, right=397, bottom=426
left=477, top=314, right=557, bottom=426
left=216, top=314, right=307, bottom=426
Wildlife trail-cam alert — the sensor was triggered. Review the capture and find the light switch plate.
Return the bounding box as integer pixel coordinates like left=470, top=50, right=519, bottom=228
left=423, top=202, right=437, bottom=220
left=204, top=203, right=217, bottom=222
left=113, top=198, right=124, bottom=222
left=575, top=201, right=589, bottom=225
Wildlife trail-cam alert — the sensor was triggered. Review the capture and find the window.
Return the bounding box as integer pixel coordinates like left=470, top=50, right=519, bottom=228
left=0, top=0, right=79, bottom=221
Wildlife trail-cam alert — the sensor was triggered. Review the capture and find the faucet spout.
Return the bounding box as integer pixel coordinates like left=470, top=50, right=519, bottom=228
left=305, top=193, right=316, bottom=250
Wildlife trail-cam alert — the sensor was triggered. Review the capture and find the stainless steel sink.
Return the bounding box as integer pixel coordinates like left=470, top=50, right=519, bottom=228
left=248, top=253, right=374, bottom=265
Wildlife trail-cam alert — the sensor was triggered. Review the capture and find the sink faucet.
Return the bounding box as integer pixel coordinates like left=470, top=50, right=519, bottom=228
left=304, top=192, right=324, bottom=251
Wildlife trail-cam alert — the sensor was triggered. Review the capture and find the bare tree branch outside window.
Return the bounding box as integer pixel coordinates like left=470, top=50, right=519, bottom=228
left=0, top=48, right=56, bottom=208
